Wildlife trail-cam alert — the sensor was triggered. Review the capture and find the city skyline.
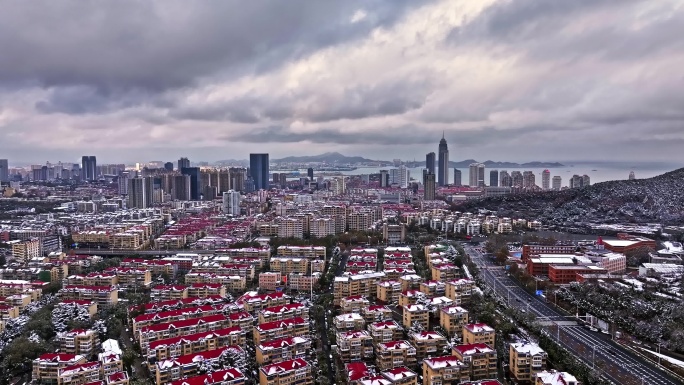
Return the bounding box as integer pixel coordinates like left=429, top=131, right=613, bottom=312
left=0, top=1, right=683, bottom=163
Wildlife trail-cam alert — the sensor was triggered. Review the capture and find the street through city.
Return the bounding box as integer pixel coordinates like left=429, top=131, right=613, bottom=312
left=466, top=245, right=683, bottom=385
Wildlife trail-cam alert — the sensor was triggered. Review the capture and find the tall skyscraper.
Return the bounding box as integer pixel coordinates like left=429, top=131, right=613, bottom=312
left=379, top=170, right=389, bottom=187
left=437, top=134, right=449, bottom=186
left=582, top=174, right=591, bottom=187
left=552, top=176, right=562, bottom=190
left=399, top=165, right=410, bottom=188
left=424, top=173, right=436, bottom=200
left=172, top=174, right=191, bottom=200
left=426, top=152, right=436, bottom=175
left=249, top=153, right=269, bottom=191
left=489, top=170, right=498, bottom=187
left=222, top=190, right=241, bottom=215
left=628, top=171, right=636, bottom=180
left=178, top=157, right=190, bottom=171
left=0, top=159, right=8, bottom=182
left=164, top=162, right=174, bottom=171
left=307, top=168, right=314, bottom=180
left=542, top=169, right=551, bottom=190
left=469, top=163, right=485, bottom=187
left=127, top=177, right=147, bottom=208
left=118, top=172, right=130, bottom=195
left=523, top=171, right=535, bottom=188
left=500, top=170, right=511, bottom=187
left=511, top=171, right=523, bottom=187
left=181, top=167, right=201, bottom=200
left=81, top=156, right=97, bottom=181
left=453, top=169, right=462, bottom=186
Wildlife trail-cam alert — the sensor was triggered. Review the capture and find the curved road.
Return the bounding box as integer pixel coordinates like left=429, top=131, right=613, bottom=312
left=467, top=245, right=683, bottom=385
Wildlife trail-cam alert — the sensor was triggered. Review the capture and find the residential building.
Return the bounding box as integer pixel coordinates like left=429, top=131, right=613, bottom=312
left=147, top=327, right=245, bottom=362
left=377, top=280, right=402, bottom=304
left=542, top=170, right=550, bottom=190
left=256, top=336, right=311, bottom=365
left=552, top=176, right=561, bottom=191
left=334, top=313, right=366, bottom=332
left=535, top=370, right=578, bottom=385
left=56, top=329, right=98, bottom=358
left=375, top=340, right=417, bottom=370
left=510, top=342, right=548, bottom=383
left=138, top=314, right=230, bottom=353
left=445, top=279, right=475, bottom=304
left=167, top=368, right=245, bottom=385
left=440, top=306, right=469, bottom=338
left=11, top=238, right=41, bottom=262
left=258, top=358, right=313, bottom=385
left=419, top=281, right=445, bottom=297
left=403, top=304, right=429, bottom=331
left=368, top=320, right=404, bottom=344
left=150, top=285, right=189, bottom=301
left=336, top=330, right=374, bottom=362
left=32, top=353, right=87, bottom=385
left=377, top=366, right=418, bottom=385
left=347, top=362, right=372, bottom=385
left=463, top=323, right=495, bottom=346
left=258, top=303, right=309, bottom=324
left=333, top=272, right=385, bottom=305
left=340, top=296, right=371, bottom=314
left=59, top=286, right=118, bottom=306
left=423, top=355, right=469, bottom=385
left=431, top=263, right=460, bottom=281
left=409, top=331, right=447, bottom=361
left=222, top=190, right=241, bottom=215
left=452, top=344, right=498, bottom=380
left=253, top=317, right=309, bottom=345
left=236, top=291, right=289, bottom=313
left=57, top=361, right=101, bottom=385
left=361, top=305, right=393, bottom=324
left=155, top=346, right=243, bottom=385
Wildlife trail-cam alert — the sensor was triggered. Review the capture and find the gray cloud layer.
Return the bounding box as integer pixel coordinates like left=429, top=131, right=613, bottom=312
left=0, top=0, right=683, bottom=164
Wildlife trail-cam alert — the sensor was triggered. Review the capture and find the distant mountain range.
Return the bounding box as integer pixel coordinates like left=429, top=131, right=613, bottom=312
left=272, top=152, right=376, bottom=164
left=455, top=167, right=684, bottom=225
left=270, top=152, right=563, bottom=167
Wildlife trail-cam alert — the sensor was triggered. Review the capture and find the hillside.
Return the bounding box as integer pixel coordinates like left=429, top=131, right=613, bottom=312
left=455, top=167, right=684, bottom=225
left=272, top=152, right=376, bottom=164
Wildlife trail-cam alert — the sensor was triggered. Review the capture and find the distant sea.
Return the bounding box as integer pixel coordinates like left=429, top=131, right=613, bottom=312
left=301, top=161, right=682, bottom=185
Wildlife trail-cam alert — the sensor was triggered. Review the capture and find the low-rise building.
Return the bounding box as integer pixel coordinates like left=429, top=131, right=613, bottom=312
left=334, top=312, right=366, bottom=332
left=440, top=306, right=469, bottom=338
left=333, top=272, right=386, bottom=305
left=167, top=368, right=245, bottom=385
left=452, top=343, right=497, bottom=380
left=377, top=281, right=402, bottom=304
left=398, top=275, right=423, bottom=292
left=256, top=336, right=311, bottom=365
left=431, top=264, right=460, bottom=282
left=56, top=329, right=99, bottom=358
left=398, top=290, right=423, bottom=308
left=150, top=285, right=189, bottom=301
left=346, top=362, right=372, bottom=385
left=361, top=305, right=393, bottom=323
left=59, top=285, right=118, bottom=306
left=32, top=353, right=87, bottom=385
left=340, top=296, right=371, bottom=314
left=258, top=358, right=313, bottom=385
left=375, top=340, right=417, bottom=370
left=155, top=346, right=243, bottom=385
left=510, top=342, right=548, bottom=384
left=258, top=303, right=309, bottom=324
left=253, top=317, right=309, bottom=345
left=368, top=320, right=404, bottom=344
left=402, top=304, right=429, bottom=331
left=337, top=330, right=375, bottom=363
left=535, top=370, right=578, bottom=385
left=377, top=366, right=418, bottom=385
left=419, top=281, right=446, bottom=297
left=445, top=279, right=475, bottom=304
left=409, top=331, right=447, bottom=361
left=139, top=314, right=230, bottom=353
left=422, top=355, right=469, bottom=385
left=463, top=323, right=495, bottom=346
left=236, top=291, right=289, bottom=313
left=57, top=361, right=102, bottom=385
left=147, top=326, right=245, bottom=362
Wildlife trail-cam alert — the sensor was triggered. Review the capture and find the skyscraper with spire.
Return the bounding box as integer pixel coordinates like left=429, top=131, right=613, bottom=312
left=438, top=132, right=449, bottom=186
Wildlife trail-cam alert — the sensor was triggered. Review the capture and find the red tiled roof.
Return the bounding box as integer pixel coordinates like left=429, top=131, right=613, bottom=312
left=149, top=327, right=242, bottom=349
left=140, top=314, right=227, bottom=334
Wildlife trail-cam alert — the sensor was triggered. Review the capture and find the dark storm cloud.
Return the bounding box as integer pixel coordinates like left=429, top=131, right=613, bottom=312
left=0, top=0, right=425, bottom=92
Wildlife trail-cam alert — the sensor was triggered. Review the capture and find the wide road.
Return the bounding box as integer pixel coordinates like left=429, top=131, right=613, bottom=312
left=466, top=245, right=683, bottom=385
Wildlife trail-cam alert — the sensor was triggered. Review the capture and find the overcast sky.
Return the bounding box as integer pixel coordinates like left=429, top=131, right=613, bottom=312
left=1, top=0, right=683, bottom=165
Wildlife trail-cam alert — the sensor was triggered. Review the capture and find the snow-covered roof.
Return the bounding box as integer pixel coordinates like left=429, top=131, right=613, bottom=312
left=381, top=366, right=416, bottom=381
left=464, top=323, right=494, bottom=333
left=260, top=358, right=309, bottom=375
left=424, top=355, right=465, bottom=369
left=536, top=370, right=578, bottom=385
left=510, top=341, right=546, bottom=356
